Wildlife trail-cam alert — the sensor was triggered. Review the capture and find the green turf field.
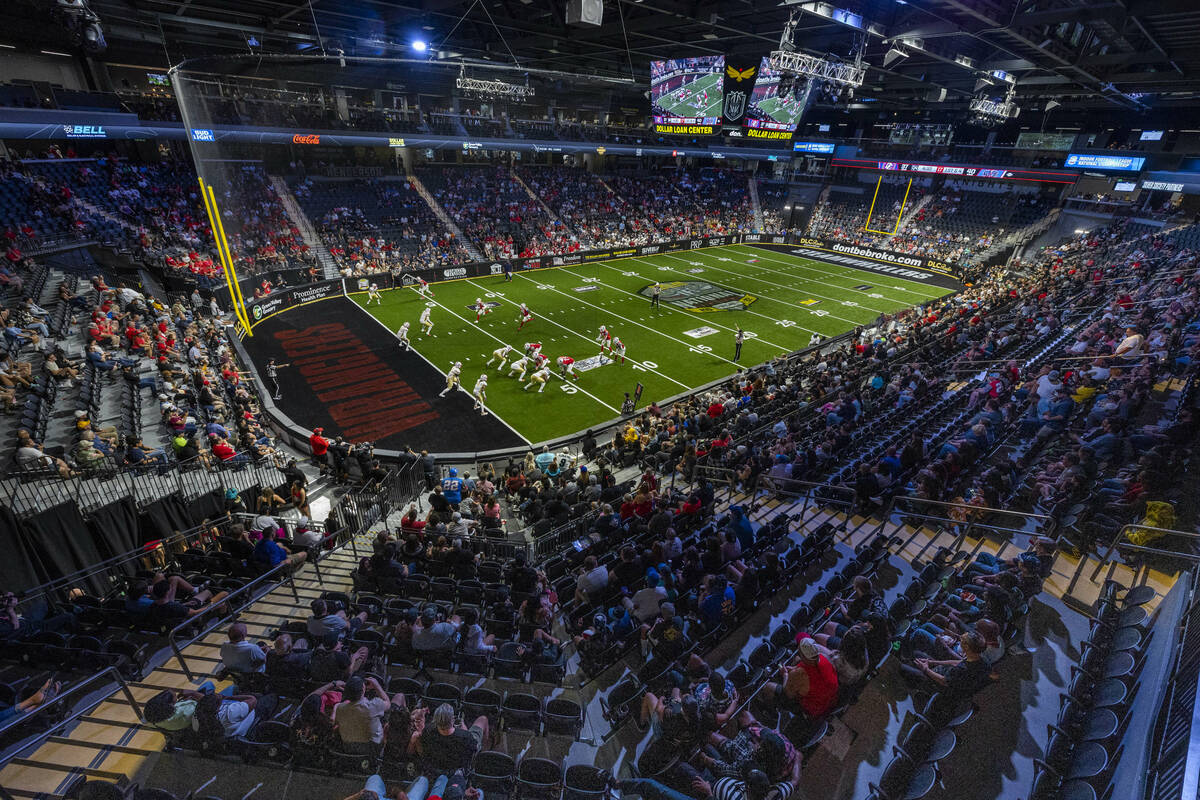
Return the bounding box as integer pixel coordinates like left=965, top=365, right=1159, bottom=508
left=350, top=244, right=952, bottom=444
left=755, top=95, right=802, bottom=126
left=654, top=72, right=724, bottom=118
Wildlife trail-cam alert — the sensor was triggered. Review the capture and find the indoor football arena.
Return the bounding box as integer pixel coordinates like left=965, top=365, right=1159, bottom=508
left=0, top=1, right=1197, bottom=799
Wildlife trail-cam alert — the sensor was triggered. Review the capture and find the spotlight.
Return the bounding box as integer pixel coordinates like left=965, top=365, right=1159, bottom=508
left=411, top=39, right=427, bottom=53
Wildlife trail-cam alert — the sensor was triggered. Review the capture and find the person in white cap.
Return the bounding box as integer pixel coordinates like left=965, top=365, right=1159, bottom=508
left=294, top=516, right=323, bottom=548
left=761, top=635, right=838, bottom=718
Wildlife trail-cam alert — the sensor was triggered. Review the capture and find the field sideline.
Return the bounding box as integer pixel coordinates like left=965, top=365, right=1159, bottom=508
left=350, top=244, right=951, bottom=443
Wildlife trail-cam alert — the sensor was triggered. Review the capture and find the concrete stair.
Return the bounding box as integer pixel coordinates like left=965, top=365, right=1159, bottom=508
left=407, top=174, right=485, bottom=261
left=268, top=176, right=339, bottom=279
left=748, top=177, right=764, bottom=232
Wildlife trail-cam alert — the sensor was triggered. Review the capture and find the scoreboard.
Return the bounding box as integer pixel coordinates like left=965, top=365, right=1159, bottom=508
left=650, top=56, right=725, bottom=136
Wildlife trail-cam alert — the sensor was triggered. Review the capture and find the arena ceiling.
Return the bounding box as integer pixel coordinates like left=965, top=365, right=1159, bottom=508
left=24, top=0, right=1200, bottom=115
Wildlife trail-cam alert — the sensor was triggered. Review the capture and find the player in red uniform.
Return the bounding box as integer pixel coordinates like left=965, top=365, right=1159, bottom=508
left=610, top=337, right=627, bottom=364
left=517, top=302, right=533, bottom=330
left=557, top=355, right=580, bottom=380
left=416, top=277, right=433, bottom=298
left=474, top=297, right=491, bottom=323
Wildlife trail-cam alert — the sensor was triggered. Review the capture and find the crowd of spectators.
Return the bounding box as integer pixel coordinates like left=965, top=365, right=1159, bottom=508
left=418, top=166, right=577, bottom=260
left=290, top=177, right=470, bottom=276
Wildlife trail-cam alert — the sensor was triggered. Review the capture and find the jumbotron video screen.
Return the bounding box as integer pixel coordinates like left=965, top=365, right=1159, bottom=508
left=745, top=57, right=808, bottom=140
left=651, top=56, right=724, bottom=136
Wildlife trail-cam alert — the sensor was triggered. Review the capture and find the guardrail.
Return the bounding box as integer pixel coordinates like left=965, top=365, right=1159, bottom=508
left=0, top=665, right=142, bottom=795
left=7, top=517, right=234, bottom=621
left=169, top=559, right=300, bottom=681
left=1065, top=523, right=1200, bottom=597
left=2, top=452, right=285, bottom=519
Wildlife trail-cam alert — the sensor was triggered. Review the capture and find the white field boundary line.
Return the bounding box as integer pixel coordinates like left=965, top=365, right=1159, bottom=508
left=463, top=277, right=692, bottom=392
left=510, top=271, right=745, bottom=369
left=402, top=287, right=622, bottom=415
left=656, top=251, right=871, bottom=327
left=624, top=256, right=830, bottom=338
left=661, top=250, right=891, bottom=317
left=348, top=293, right=535, bottom=443
left=585, top=259, right=810, bottom=347
left=729, top=244, right=950, bottom=299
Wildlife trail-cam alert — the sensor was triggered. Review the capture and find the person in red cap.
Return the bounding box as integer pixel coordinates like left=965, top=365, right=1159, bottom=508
left=309, top=427, right=330, bottom=475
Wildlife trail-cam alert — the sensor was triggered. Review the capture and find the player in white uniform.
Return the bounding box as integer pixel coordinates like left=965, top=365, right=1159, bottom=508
left=610, top=337, right=626, bottom=364
left=507, top=356, right=530, bottom=379
left=596, top=326, right=611, bottom=350
left=416, top=277, right=433, bottom=298
left=396, top=321, right=411, bottom=351
left=523, top=365, right=551, bottom=392
left=517, top=303, right=533, bottom=331
left=474, top=297, right=491, bottom=323
left=487, top=344, right=514, bottom=369
left=557, top=355, right=580, bottom=380
left=439, top=361, right=462, bottom=397
left=419, top=307, right=433, bottom=337
left=472, top=374, right=488, bottom=415
left=366, top=283, right=383, bottom=305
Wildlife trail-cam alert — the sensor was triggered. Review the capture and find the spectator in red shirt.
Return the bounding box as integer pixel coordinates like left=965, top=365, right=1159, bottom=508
left=309, top=427, right=330, bottom=474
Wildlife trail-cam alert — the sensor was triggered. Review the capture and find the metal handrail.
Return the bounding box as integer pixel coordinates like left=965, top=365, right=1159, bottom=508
left=0, top=666, right=142, bottom=786
left=168, top=559, right=299, bottom=681
left=8, top=517, right=232, bottom=617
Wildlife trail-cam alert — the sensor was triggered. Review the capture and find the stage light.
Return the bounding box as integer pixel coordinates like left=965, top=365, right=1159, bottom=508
left=412, top=39, right=427, bottom=53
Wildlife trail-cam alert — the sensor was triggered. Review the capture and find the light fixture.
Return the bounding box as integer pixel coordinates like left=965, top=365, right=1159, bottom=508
left=1045, top=99, right=1061, bottom=111
left=411, top=39, right=427, bottom=52
left=456, top=73, right=534, bottom=99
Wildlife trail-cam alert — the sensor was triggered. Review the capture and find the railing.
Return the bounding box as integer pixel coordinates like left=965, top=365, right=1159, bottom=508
left=7, top=518, right=234, bottom=620
left=169, top=559, right=300, bottom=681
left=2, top=452, right=285, bottom=519
left=0, top=666, right=142, bottom=784
left=1065, top=523, right=1200, bottom=597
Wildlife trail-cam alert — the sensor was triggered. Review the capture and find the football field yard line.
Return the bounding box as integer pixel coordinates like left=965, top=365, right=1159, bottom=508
left=568, top=261, right=799, bottom=349
left=403, top=288, right=621, bottom=415
left=462, top=278, right=691, bottom=391
left=670, top=251, right=893, bottom=315
left=657, top=252, right=875, bottom=324
left=634, top=255, right=849, bottom=333
left=349, top=296, right=532, bottom=445
left=727, top=245, right=949, bottom=300
left=510, top=271, right=745, bottom=368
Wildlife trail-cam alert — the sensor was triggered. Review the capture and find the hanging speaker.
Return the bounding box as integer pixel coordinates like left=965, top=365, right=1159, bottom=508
left=567, top=0, right=604, bottom=26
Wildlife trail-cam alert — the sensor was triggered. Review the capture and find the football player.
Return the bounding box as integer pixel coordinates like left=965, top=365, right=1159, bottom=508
left=438, top=361, right=462, bottom=397
left=507, top=356, right=530, bottom=379
left=610, top=337, right=627, bottom=364
left=419, top=307, right=433, bottom=337
left=472, top=373, right=488, bottom=415
left=523, top=364, right=551, bottom=392
left=396, top=321, right=411, bottom=351
left=557, top=355, right=580, bottom=380
left=487, top=344, right=514, bottom=369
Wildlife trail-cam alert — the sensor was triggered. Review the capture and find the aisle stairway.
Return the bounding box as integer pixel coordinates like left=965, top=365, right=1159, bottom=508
left=407, top=175, right=484, bottom=262
left=0, top=541, right=367, bottom=798
left=895, top=192, right=934, bottom=234
left=748, top=176, right=764, bottom=231
left=268, top=176, right=339, bottom=279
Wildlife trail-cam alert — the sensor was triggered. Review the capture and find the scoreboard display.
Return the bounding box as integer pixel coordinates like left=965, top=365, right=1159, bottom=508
left=743, top=57, right=807, bottom=141
left=650, top=56, right=725, bottom=136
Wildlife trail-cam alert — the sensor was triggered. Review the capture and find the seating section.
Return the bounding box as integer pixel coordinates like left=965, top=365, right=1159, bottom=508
left=289, top=177, right=470, bottom=273
left=0, top=152, right=1197, bottom=800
